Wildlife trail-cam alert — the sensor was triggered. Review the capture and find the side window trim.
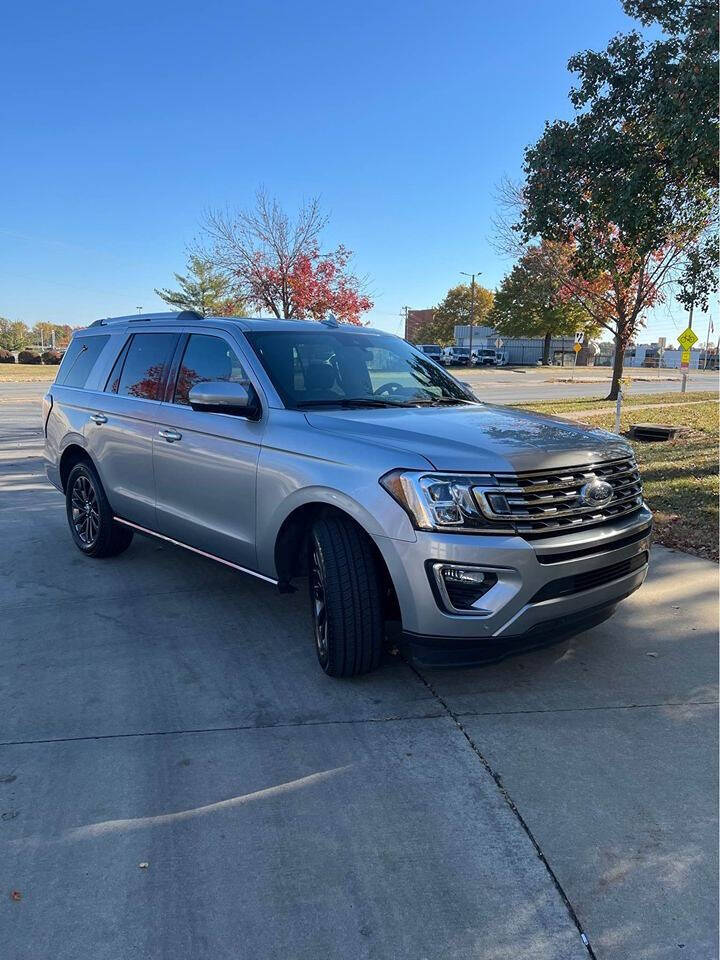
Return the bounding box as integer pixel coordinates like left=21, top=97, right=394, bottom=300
left=104, top=335, right=133, bottom=393
left=162, top=333, right=190, bottom=403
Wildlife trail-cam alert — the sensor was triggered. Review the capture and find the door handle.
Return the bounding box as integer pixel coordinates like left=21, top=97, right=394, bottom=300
left=158, top=429, right=182, bottom=443
left=90, top=413, right=108, bottom=425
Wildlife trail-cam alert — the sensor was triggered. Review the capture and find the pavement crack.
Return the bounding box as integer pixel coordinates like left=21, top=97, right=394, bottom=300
left=0, top=710, right=446, bottom=748
left=404, top=656, right=598, bottom=960
left=455, top=699, right=719, bottom=719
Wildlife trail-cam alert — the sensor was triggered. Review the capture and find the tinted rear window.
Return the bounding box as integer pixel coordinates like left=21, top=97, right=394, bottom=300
left=56, top=336, right=110, bottom=388
left=115, top=333, right=178, bottom=400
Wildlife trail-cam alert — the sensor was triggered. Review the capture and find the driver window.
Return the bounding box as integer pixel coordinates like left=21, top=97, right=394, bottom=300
left=174, top=334, right=247, bottom=405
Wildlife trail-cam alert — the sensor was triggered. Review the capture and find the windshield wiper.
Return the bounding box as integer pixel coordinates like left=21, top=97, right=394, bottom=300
left=411, top=397, right=475, bottom=406
left=296, top=398, right=410, bottom=409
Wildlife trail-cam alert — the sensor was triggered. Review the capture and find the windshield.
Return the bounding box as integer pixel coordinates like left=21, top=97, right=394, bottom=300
left=245, top=329, right=473, bottom=409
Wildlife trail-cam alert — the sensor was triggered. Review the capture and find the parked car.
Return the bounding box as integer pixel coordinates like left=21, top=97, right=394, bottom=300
left=441, top=346, right=471, bottom=366
left=416, top=343, right=443, bottom=361
left=471, top=348, right=499, bottom=367
left=44, top=312, right=651, bottom=677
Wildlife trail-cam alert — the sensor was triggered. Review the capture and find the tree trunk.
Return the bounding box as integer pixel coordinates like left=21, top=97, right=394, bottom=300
left=607, top=332, right=625, bottom=400
left=542, top=330, right=552, bottom=365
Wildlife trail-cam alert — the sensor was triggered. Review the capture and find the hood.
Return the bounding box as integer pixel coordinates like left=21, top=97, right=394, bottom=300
left=305, top=402, right=632, bottom=473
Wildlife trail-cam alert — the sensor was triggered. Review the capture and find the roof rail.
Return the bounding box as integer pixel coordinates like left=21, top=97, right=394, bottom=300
left=89, top=311, right=203, bottom=327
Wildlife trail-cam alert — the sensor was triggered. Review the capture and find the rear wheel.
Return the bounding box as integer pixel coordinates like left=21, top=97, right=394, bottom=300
left=65, top=461, right=134, bottom=558
left=309, top=514, right=384, bottom=677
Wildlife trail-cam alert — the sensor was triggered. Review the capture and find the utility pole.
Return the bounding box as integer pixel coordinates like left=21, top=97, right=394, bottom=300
left=136, top=306, right=143, bottom=315
left=403, top=306, right=410, bottom=340
left=460, top=271, right=481, bottom=362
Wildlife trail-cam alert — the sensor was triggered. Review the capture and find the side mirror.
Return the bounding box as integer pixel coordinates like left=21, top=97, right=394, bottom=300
left=188, top=380, right=259, bottom=419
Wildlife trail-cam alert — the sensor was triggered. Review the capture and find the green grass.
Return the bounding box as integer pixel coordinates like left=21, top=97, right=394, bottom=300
left=517, top=394, right=719, bottom=562
left=0, top=364, right=58, bottom=382
left=512, top=390, right=718, bottom=415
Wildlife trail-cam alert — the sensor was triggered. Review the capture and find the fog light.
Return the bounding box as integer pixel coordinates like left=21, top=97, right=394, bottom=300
left=434, top=564, right=498, bottom=611
left=443, top=567, right=487, bottom=584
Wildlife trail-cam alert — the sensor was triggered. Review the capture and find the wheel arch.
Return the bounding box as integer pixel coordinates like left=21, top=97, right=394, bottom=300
left=273, top=501, right=400, bottom=621
left=59, top=443, right=94, bottom=493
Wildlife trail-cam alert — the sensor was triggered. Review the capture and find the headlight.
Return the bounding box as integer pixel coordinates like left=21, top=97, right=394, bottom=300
left=380, top=470, right=496, bottom=532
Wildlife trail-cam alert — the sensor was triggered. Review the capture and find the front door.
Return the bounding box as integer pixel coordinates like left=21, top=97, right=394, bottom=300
left=153, top=330, right=265, bottom=570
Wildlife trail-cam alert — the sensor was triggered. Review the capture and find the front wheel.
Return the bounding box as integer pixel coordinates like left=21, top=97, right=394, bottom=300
left=66, top=461, right=134, bottom=558
left=309, top=515, right=385, bottom=677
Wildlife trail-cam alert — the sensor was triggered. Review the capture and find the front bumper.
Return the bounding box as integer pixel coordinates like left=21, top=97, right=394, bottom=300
left=373, top=506, right=652, bottom=654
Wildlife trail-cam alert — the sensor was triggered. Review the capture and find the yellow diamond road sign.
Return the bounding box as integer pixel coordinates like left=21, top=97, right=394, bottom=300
left=573, top=342, right=582, bottom=353
left=677, top=327, right=699, bottom=351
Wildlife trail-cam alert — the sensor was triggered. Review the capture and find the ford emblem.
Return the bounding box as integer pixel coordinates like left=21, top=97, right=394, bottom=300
left=579, top=477, right=614, bottom=507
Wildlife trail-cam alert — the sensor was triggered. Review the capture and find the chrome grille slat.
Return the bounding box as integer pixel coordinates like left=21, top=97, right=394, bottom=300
left=507, top=492, right=642, bottom=521
left=474, top=457, right=644, bottom=536
left=495, top=467, right=640, bottom=497
left=514, top=499, right=644, bottom=534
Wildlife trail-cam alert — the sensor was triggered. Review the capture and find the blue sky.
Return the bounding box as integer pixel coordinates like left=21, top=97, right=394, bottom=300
left=0, top=0, right=702, bottom=344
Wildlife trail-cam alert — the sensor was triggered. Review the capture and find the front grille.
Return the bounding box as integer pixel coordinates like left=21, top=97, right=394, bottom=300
left=473, top=457, right=644, bottom=537
left=530, top=551, right=648, bottom=603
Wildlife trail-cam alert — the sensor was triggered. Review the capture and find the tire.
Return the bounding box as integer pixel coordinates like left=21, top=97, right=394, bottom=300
left=65, top=461, right=134, bottom=558
left=309, top=514, right=385, bottom=677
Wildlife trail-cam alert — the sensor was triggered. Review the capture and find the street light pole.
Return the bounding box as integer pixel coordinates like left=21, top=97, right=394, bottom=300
left=460, top=271, right=481, bottom=363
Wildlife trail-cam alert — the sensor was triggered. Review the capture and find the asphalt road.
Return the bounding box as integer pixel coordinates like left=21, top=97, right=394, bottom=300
left=461, top=366, right=719, bottom=403
left=0, top=365, right=718, bottom=407
left=1, top=389, right=718, bottom=960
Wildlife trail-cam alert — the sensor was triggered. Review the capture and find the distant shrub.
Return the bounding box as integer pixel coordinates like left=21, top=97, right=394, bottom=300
left=18, top=350, right=42, bottom=365
left=0, top=349, right=15, bottom=364
left=41, top=349, right=63, bottom=364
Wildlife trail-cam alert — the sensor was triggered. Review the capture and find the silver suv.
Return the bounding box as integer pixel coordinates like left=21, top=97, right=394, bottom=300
left=43, top=312, right=651, bottom=676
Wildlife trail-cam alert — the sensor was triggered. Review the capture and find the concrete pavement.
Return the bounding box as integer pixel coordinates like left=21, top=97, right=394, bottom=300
left=1, top=390, right=717, bottom=960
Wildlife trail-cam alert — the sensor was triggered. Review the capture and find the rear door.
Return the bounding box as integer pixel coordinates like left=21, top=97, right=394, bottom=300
left=84, top=330, right=179, bottom=528
left=153, top=328, right=265, bottom=569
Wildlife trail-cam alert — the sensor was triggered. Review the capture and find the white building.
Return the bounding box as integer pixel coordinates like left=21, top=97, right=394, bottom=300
left=627, top=343, right=708, bottom=369
left=454, top=325, right=588, bottom=366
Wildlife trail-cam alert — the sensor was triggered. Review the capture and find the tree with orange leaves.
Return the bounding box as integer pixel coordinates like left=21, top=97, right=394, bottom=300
left=518, top=0, right=717, bottom=398
left=200, top=192, right=372, bottom=326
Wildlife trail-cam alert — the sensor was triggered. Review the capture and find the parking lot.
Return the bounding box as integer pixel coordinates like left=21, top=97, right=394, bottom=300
left=1, top=385, right=718, bottom=960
